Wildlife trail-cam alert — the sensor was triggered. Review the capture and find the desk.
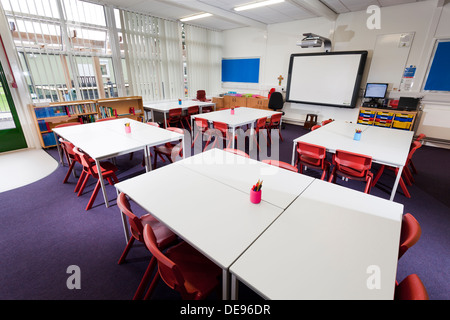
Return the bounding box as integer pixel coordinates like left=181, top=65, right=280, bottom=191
left=143, top=100, right=216, bottom=125
left=192, top=107, right=282, bottom=149
left=114, top=154, right=285, bottom=299
left=291, top=120, right=414, bottom=201
left=53, top=118, right=184, bottom=207
left=230, top=178, right=403, bottom=300
left=179, top=148, right=314, bottom=209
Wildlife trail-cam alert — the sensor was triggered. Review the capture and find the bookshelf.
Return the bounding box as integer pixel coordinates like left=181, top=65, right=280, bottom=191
left=96, top=96, right=144, bottom=122
left=31, top=100, right=97, bottom=148
left=31, top=96, right=145, bottom=148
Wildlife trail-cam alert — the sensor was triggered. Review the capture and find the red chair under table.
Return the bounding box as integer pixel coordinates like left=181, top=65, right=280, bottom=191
left=117, top=192, right=177, bottom=300
left=311, top=124, right=321, bottom=131
left=266, top=113, right=283, bottom=144
left=262, top=160, right=298, bottom=173
left=398, top=213, right=422, bottom=259
left=204, top=121, right=236, bottom=151
left=394, top=274, right=429, bottom=300
left=142, top=224, right=222, bottom=300
left=59, top=138, right=85, bottom=185
left=153, top=127, right=184, bottom=169
left=329, top=149, right=373, bottom=194
left=181, top=105, right=199, bottom=131
left=73, top=147, right=119, bottom=210
left=165, top=108, right=184, bottom=128
left=295, top=141, right=330, bottom=180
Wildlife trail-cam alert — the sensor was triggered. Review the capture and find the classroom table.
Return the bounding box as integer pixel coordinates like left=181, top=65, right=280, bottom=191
left=53, top=118, right=184, bottom=208
left=143, top=99, right=216, bottom=125
left=291, top=120, right=414, bottom=201
left=114, top=148, right=312, bottom=299
left=192, top=107, right=282, bottom=149
left=229, top=178, right=404, bottom=300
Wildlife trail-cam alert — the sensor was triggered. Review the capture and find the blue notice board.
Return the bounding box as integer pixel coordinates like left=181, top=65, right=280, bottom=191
left=222, top=58, right=260, bottom=83
left=424, top=41, right=450, bottom=92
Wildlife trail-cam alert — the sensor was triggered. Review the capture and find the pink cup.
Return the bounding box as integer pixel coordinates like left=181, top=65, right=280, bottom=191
left=231, top=109, right=235, bottom=115
left=125, top=126, right=131, bottom=134
left=250, top=189, right=261, bottom=204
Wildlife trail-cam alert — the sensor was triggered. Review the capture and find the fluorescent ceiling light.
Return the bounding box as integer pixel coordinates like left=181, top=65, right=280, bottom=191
left=234, top=0, right=285, bottom=11
left=180, top=13, right=212, bottom=22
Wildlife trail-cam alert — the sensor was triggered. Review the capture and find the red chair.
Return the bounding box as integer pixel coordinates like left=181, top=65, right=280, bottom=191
left=165, top=108, right=183, bottom=128
left=147, top=121, right=159, bottom=127
left=59, top=138, right=86, bottom=185
left=311, top=124, right=321, bottom=131
left=410, top=134, right=426, bottom=174
left=153, top=127, right=184, bottom=169
left=266, top=113, right=283, bottom=144
left=201, top=106, right=213, bottom=113
left=142, top=224, right=222, bottom=300
left=204, top=121, right=235, bottom=150
left=73, top=147, right=119, bottom=210
left=181, top=105, right=199, bottom=131
left=398, top=213, right=422, bottom=259
left=321, top=119, right=333, bottom=126
left=137, top=121, right=161, bottom=164
left=117, top=192, right=178, bottom=300
left=253, top=117, right=267, bottom=151
left=96, top=117, right=116, bottom=122
left=54, top=123, right=82, bottom=165
left=194, top=90, right=211, bottom=102
left=224, top=148, right=250, bottom=158
left=262, top=160, right=298, bottom=173
left=371, top=141, right=422, bottom=198
left=329, top=149, right=373, bottom=194
left=394, top=274, right=429, bottom=300
left=295, top=141, right=330, bottom=180
left=191, top=118, right=212, bottom=150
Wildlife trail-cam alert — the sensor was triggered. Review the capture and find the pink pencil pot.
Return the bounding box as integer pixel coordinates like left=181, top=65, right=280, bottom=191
left=231, top=109, right=235, bottom=115
left=125, top=126, right=131, bottom=134
left=250, top=189, right=261, bottom=204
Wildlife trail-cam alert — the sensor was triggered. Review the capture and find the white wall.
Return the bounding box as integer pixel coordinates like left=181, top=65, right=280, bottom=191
left=222, top=0, right=450, bottom=143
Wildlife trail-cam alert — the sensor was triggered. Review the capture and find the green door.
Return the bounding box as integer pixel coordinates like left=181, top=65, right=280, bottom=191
left=0, top=61, right=27, bottom=153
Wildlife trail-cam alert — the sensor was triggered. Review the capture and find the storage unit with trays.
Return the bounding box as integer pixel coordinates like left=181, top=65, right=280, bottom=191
left=357, top=107, right=418, bottom=131
left=31, top=100, right=97, bottom=148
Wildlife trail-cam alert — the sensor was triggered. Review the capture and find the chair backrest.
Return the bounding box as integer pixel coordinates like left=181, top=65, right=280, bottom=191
left=59, top=138, right=79, bottom=162
left=321, top=119, right=333, bottom=126
left=147, top=122, right=160, bottom=127
left=196, top=90, right=207, bottom=101
left=143, top=224, right=186, bottom=294
left=333, top=149, right=372, bottom=178
left=394, top=274, right=429, bottom=300
left=296, top=141, right=326, bottom=164
left=187, top=105, right=199, bottom=115
left=268, top=113, right=282, bottom=126
left=213, top=121, right=229, bottom=138
left=311, top=124, right=321, bottom=131
left=399, top=213, right=422, bottom=259
left=224, top=148, right=250, bottom=158
left=168, top=108, right=182, bottom=118
left=415, top=133, right=426, bottom=142
left=96, top=117, right=116, bottom=122
left=202, top=106, right=213, bottom=113
left=268, top=92, right=284, bottom=111
left=117, top=192, right=144, bottom=241
left=406, top=141, right=422, bottom=164
left=195, top=118, right=209, bottom=131
left=255, top=117, right=267, bottom=129
left=73, top=147, right=97, bottom=176
left=262, top=159, right=298, bottom=173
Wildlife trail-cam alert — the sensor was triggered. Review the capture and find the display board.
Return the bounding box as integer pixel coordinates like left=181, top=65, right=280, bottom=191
left=424, top=40, right=450, bottom=92
left=222, top=58, right=260, bottom=83
left=286, top=51, right=367, bottom=108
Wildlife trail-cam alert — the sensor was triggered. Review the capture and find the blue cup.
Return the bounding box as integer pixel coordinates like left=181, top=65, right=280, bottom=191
left=354, top=132, right=361, bottom=141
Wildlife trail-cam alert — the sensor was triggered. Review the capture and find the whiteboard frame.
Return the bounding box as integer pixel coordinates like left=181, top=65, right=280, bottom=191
left=286, top=51, right=368, bottom=109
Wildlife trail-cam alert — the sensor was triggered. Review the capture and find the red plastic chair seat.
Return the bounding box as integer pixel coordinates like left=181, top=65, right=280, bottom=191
left=398, top=213, right=422, bottom=259
left=295, top=141, right=330, bottom=180
left=395, top=274, right=429, bottom=300
left=142, top=224, right=221, bottom=300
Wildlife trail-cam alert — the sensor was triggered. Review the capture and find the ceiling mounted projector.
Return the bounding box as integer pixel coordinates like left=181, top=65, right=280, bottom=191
left=298, top=33, right=332, bottom=52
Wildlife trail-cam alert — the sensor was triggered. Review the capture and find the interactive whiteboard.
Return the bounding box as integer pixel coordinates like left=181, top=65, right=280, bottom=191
left=286, top=51, right=367, bottom=108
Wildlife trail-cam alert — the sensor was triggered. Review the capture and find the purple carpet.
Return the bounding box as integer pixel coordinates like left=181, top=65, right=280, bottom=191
left=0, top=123, right=448, bottom=300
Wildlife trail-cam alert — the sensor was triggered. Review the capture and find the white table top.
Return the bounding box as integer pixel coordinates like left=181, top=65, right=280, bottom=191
left=178, top=148, right=314, bottom=209
left=114, top=162, right=284, bottom=270
left=53, top=118, right=183, bottom=160
left=192, top=107, right=282, bottom=128
left=230, top=178, right=403, bottom=300
left=294, top=120, right=413, bottom=167
left=143, top=99, right=215, bottom=112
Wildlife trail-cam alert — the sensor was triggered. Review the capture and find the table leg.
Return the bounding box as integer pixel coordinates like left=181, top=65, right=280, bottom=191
left=231, top=275, right=239, bottom=300
left=249, top=123, right=255, bottom=150
left=164, top=112, right=167, bottom=128
left=144, top=147, right=151, bottom=172
left=291, top=142, right=297, bottom=166
left=390, top=165, right=404, bottom=201
left=96, top=160, right=109, bottom=208
left=222, top=269, right=230, bottom=300
left=117, top=188, right=130, bottom=244
left=232, top=127, right=236, bottom=149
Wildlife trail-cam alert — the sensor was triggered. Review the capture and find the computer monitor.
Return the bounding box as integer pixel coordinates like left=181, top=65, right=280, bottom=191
left=364, top=83, right=388, bottom=100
